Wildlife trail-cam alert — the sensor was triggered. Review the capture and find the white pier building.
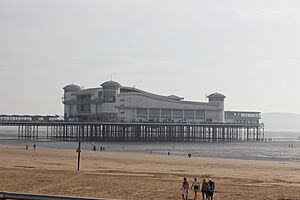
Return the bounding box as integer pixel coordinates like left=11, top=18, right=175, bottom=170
left=63, top=80, right=260, bottom=124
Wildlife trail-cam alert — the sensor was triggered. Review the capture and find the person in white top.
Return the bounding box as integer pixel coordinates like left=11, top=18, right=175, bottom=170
left=191, top=177, right=200, bottom=199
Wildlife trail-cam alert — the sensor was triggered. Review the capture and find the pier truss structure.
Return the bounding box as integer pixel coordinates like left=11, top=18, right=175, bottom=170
left=0, top=121, right=264, bottom=142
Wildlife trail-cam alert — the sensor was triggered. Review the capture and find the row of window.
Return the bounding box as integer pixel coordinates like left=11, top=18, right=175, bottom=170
left=77, top=104, right=91, bottom=113
left=234, top=120, right=259, bottom=124
left=102, top=85, right=118, bottom=90
left=226, top=112, right=260, bottom=118
left=103, top=96, right=116, bottom=102
left=136, top=108, right=205, bottom=119
left=102, top=112, right=118, bottom=118
left=77, top=95, right=91, bottom=101
left=76, top=90, right=117, bottom=103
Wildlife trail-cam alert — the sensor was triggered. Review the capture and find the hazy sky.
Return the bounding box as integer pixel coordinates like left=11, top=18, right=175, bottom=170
left=1, top=0, right=300, bottom=115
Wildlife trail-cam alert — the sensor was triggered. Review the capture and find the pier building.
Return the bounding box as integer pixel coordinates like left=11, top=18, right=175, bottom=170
left=63, top=80, right=261, bottom=124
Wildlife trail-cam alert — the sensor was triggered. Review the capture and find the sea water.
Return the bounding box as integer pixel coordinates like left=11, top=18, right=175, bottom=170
left=0, top=126, right=299, bottom=162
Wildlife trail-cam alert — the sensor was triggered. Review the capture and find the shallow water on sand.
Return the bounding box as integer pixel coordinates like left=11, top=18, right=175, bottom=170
left=0, top=126, right=300, bottom=162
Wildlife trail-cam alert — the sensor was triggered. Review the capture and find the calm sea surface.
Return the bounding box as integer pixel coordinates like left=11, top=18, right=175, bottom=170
left=0, top=126, right=300, bottom=162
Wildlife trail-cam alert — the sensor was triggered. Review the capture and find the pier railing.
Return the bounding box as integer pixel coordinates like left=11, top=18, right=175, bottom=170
left=0, top=191, right=106, bottom=200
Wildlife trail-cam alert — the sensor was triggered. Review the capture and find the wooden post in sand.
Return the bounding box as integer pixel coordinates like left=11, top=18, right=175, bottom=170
left=76, top=141, right=81, bottom=171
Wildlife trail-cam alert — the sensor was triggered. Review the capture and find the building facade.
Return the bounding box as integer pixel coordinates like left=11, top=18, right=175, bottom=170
left=63, top=80, right=260, bottom=124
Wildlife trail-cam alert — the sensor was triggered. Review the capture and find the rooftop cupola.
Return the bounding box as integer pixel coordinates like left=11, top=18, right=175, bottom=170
left=101, top=80, right=121, bottom=103
left=207, top=92, right=226, bottom=101
left=63, top=84, right=81, bottom=92
left=101, top=80, right=121, bottom=88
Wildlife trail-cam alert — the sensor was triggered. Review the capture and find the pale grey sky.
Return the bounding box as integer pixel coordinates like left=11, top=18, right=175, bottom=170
left=1, top=0, right=300, bottom=115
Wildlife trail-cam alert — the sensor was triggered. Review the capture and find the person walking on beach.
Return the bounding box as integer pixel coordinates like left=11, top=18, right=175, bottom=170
left=33, top=143, right=36, bottom=150
left=181, top=177, right=189, bottom=200
left=25, top=144, right=28, bottom=150
left=207, top=178, right=215, bottom=200
left=191, top=177, right=200, bottom=199
left=201, top=178, right=208, bottom=200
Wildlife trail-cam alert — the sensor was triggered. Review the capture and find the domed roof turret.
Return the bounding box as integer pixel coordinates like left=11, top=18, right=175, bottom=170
left=208, top=92, right=226, bottom=100
left=63, top=84, right=81, bottom=92
left=101, top=80, right=121, bottom=88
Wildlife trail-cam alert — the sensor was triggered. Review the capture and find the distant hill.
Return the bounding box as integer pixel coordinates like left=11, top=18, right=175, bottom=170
left=261, top=112, right=300, bottom=131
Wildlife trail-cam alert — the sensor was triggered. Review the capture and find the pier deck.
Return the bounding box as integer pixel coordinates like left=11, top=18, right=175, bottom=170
left=0, top=121, right=264, bottom=142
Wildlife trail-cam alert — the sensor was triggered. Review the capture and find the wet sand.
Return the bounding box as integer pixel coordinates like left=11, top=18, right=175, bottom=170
left=0, top=145, right=300, bottom=200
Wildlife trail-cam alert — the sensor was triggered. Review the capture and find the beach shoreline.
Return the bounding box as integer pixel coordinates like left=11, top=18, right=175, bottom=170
left=0, top=144, right=300, bottom=200
left=1, top=137, right=300, bottom=163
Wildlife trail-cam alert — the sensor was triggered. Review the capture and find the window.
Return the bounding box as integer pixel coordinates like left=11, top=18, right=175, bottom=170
left=103, top=85, right=116, bottom=90
left=173, top=109, right=183, bottom=118
left=103, top=90, right=117, bottom=102
left=77, top=104, right=90, bottom=113
left=103, top=96, right=116, bottom=102
left=137, top=108, right=147, bottom=118
left=149, top=109, right=160, bottom=118
left=184, top=110, right=194, bottom=119
left=195, top=110, right=205, bottom=119
left=161, top=109, right=171, bottom=118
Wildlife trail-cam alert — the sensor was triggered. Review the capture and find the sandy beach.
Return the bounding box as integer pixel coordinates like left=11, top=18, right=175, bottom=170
left=0, top=145, right=299, bottom=200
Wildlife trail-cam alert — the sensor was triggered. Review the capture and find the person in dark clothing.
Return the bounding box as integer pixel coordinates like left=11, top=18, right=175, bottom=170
left=201, top=178, right=208, bottom=200
left=207, top=178, right=215, bottom=200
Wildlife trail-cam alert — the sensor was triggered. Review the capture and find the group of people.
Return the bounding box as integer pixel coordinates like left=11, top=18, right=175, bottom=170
left=91, top=143, right=105, bottom=152
left=181, top=177, right=215, bottom=200
left=95, top=146, right=106, bottom=151
left=25, top=143, right=36, bottom=150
